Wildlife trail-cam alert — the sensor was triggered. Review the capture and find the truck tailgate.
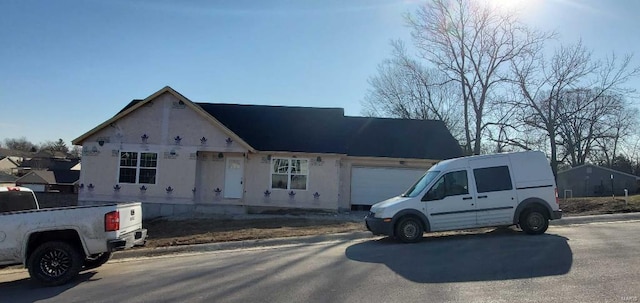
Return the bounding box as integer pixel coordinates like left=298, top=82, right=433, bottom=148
left=115, top=202, right=143, bottom=236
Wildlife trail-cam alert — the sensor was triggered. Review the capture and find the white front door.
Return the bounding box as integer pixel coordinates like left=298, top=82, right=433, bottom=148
left=224, top=157, right=244, bottom=199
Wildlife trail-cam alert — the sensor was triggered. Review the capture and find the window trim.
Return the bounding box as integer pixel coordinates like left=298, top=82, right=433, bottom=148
left=270, top=157, right=309, bottom=190
left=117, top=151, right=159, bottom=185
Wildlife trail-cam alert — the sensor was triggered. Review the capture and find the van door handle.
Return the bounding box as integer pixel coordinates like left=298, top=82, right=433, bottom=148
left=478, top=195, right=488, bottom=199
left=462, top=197, right=473, bottom=200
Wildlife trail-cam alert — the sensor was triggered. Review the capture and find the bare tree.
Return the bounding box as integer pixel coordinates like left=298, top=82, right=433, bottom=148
left=40, top=138, right=70, bottom=154
left=4, top=137, right=37, bottom=152
left=511, top=40, right=640, bottom=177
left=362, top=40, right=464, bottom=141
left=592, top=99, right=639, bottom=167
left=406, top=0, right=551, bottom=154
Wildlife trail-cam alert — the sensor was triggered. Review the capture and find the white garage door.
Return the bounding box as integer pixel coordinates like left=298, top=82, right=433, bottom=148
left=351, top=167, right=426, bottom=206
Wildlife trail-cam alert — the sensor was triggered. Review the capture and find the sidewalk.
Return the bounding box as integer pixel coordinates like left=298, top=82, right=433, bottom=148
left=111, top=212, right=640, bottom=261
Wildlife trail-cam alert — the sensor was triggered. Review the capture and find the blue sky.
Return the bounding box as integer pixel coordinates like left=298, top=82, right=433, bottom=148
left=1, top=0, right=639, bottom=147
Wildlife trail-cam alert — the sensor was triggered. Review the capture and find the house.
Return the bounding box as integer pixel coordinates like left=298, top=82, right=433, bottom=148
left=0, top=156, right=22, bottom=174
left=72, top=86, right=463, bottom=218
left=557, top=164, right=640, bottom=198
left=16, top=150, right=79, bottom=176
left=15, top=170, right=81, bottom=193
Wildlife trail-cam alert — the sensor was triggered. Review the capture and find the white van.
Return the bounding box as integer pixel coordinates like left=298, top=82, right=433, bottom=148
left=365, top=151, right=562, bottom=243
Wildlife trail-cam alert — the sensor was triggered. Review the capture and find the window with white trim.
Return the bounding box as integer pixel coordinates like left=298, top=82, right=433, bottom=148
left=119, top=152, right=158, bottom=184
left=271, top=158, right=308, bottom=190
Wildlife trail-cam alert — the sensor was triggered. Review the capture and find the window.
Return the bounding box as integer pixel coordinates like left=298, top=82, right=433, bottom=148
left=473, top=166, right=512, bottom=193
left=423, top=170, right=468, bottom=201
left=119, top=152, right=157, bottom=184
left=271, top=158, right=308, bottom=190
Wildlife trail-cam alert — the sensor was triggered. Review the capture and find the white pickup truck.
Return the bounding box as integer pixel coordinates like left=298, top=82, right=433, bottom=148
left=0, top=186, right=147, bottom=286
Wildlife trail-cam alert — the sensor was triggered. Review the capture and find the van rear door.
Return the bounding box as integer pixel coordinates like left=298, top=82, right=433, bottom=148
left=469, top=156, right=517, bottom=226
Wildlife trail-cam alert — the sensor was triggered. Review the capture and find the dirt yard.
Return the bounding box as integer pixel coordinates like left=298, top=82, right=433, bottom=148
left=142, top=195, right=640, bottom=248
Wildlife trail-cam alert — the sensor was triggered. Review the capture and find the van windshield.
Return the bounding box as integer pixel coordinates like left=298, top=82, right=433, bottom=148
left=402, top=170, right=440, bottom=197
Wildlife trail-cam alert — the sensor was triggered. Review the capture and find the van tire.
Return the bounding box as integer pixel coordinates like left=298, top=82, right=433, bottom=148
left=520, top=207, right=549, bottom=235
left=27, top=241, right=83, bottom=286
left=395, top=217, right=423, bottom=243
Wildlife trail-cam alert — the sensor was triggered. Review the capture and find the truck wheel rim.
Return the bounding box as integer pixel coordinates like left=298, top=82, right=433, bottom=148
left=40, top=249, right=71, bottom=278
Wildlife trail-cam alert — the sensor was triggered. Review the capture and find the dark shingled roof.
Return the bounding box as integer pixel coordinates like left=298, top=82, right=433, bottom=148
left=197, top=103, right=347, bottom=154
left=342, top=117, right=462, bottom=159
left=117, top=100, right=463, bottom=160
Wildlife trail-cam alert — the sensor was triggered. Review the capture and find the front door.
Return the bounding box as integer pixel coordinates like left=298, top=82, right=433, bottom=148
left=224, top=157, right=244, bottom=199
left=423, top=170, right=478, bottom=231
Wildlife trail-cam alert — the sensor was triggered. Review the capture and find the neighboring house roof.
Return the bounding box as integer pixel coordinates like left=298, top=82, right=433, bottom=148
left=0, top=148, right=32, bottom=158
left=558, top=163, right=640, bottom=180
left=73, top=86, right=463, bottom=160
left=19, top=158, right=79, bottom=170
left=15, top=170, right=80, bottom=185
left=0, top=172, right=17, bottom=183
left=0, top=156, right=21, bottom=167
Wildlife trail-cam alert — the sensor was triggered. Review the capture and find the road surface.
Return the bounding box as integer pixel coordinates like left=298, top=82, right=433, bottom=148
left=1, top=221, right=639, bottom=303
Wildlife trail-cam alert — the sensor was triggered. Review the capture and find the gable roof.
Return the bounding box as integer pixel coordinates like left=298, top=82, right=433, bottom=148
left=72, top=86, right=255, bottom=151
left=559, top=163, right=640, bottom=180
left=15, top=170, right=80, bottom=185
left=73, top=86, right=463, bottom=160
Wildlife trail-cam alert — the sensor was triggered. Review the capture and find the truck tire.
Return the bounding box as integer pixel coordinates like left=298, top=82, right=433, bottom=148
left=83, top=252, right=112, bottom=270
left=27, top=241, right=83, bottom=286
left=520, top=207, right=549, bottom=235
left=395, top=217, right=423, bottom=243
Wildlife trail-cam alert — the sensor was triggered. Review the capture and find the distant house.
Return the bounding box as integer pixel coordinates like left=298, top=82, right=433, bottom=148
left=14, top=151, right=79, bottom=176
left=0, top=156, right=22, bottom=174
left=72, top=86, right=463, bottom=218
left=557, top=164, right=640, bottom=198
left=15, top=170, right=80, bottom=193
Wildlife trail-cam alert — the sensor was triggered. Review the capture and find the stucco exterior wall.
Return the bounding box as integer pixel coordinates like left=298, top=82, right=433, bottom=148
left=78, top=92, right=248, bottom=212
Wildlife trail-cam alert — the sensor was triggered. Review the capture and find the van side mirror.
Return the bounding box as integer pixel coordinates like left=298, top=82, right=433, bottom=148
left=422, top=190, right=443, bottom=201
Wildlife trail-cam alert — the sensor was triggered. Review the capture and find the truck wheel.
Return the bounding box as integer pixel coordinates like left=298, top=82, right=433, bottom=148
left=27, top=241, right=83, bottom=286
left=83, top=252, right=112, bottom=270
left=520, top=207, right=549, bottom=235
left=395, top=217, right=423, bottom=243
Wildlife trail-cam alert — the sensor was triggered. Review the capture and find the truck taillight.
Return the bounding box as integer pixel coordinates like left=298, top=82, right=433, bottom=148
left=105, top=211, right=120, bottom=231
left=555, top=188, right=559, bottom=205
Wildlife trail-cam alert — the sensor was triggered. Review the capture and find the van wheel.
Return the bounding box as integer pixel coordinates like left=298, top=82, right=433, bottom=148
left=83, top=252, right=112, bottom=270
left=395, top=217, right=423, bottom=243
left=520, top=208, right=549, bottom=235
left=27, top=241, right=83, bottom=286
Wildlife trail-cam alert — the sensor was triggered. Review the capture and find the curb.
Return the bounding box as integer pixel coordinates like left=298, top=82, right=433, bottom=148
left=110, top=212, right=640, bottom=260
left=551, top=212, right=640, bottom=226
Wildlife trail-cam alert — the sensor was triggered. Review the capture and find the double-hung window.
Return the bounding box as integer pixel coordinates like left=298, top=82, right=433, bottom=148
left=119, top=152, right=158, bottom=184
left=271, top=158, right=308, bottom=190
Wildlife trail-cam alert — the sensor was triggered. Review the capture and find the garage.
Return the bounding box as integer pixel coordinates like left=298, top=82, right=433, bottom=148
left=350, top=167, right=426, bottom=206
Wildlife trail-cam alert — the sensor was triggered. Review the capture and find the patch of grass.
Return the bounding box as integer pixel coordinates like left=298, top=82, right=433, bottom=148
left=560, top=195, right=640, bottom=216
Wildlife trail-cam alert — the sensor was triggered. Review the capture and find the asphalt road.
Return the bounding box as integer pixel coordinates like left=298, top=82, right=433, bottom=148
left=1, top=221, right=639, bottom=303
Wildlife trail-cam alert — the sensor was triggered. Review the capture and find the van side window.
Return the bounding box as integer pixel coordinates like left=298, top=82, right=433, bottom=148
left=473, top=166, right=513, bottom=193
left=423, top=170, right=468, bottom=201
